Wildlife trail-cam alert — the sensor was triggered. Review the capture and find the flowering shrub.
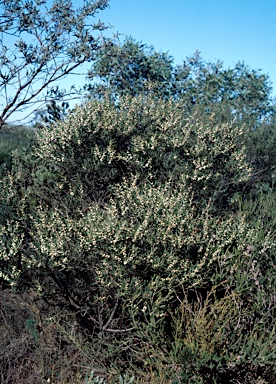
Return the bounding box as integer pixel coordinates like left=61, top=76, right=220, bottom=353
left=0, top=95, right=275, bottom=381
left=1, top=95, right=250, bottom=214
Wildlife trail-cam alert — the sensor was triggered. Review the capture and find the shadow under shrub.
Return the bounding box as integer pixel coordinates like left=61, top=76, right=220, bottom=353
left=0, top=288, right=96, bottom=384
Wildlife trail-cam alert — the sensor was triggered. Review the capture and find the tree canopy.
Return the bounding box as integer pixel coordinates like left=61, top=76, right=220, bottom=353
left=87, top=36, right=175, bottom=98
left=87, top=38, right=275, bottom=126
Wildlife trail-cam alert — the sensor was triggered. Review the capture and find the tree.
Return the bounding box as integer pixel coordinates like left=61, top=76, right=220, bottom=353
left=174, top=54, right=275, bottom=125
left=86, top=36, right=175, bottom=98
left=87, top=39, right=275, bottom=126
left=0, top=0, right=110, bottom=129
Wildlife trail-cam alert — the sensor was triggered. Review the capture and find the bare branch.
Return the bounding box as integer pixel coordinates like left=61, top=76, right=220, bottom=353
left=103, top=327, right=135, bottom=333
left=102, top=297, right=119, bottom=331
left=0, top=0, right=111, bottom=128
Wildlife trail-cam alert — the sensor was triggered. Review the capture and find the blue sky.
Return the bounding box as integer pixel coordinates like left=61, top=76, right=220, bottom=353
left=97, top=0, right=276, bottom=95
left=3, top=0, right=276, bottom=124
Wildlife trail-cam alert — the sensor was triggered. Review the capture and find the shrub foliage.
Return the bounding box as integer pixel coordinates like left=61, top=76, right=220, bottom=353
left=0, top=95, right=275, bottom=382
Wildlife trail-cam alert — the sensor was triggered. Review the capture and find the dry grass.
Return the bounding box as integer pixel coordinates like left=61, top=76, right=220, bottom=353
left=0, top=288, right=94, bottom=384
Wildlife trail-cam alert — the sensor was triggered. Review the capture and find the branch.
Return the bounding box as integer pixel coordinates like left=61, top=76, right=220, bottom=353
left=103, top=327, right=135, bottom=333
left=0, top=0, right=111, bottom=128
left=102, top=297, right=119, bottom=331
left=0, top=58, right=85, bottom=124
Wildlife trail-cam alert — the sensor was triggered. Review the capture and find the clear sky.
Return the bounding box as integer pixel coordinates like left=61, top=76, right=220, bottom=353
left=3, top=0, right=276, bottom=124
left=97, top=0, right=276, bottom=95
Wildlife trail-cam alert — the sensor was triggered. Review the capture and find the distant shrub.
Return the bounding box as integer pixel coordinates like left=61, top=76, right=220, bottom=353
left=0, top=124, right=36, bottom=177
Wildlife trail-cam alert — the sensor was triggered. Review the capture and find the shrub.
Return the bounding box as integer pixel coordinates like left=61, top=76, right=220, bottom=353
left=245, top=119, right=276, bottom=195
left=0, top=93, right=251, bottom=288
left=0, top=95, right=250, bottom=214
left=0, top=95, right=275, bottom=380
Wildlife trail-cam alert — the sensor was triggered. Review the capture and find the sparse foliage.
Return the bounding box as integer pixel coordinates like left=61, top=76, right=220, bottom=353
left=0, top=0, right=110, bottom=128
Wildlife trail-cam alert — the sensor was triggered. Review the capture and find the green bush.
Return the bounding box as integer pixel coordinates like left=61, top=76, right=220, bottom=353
left=0, top=94, right=251, bottom=287
left=170, top=287, right=275, bottom=383
left=0, top=95, right=275, bottom=381
left=0, top=95, right=250, bottom=213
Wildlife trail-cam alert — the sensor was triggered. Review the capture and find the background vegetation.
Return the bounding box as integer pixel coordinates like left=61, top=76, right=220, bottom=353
left=0, top=124, right=36, bottom=173
left=0, top=2, right=275, bottom=383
